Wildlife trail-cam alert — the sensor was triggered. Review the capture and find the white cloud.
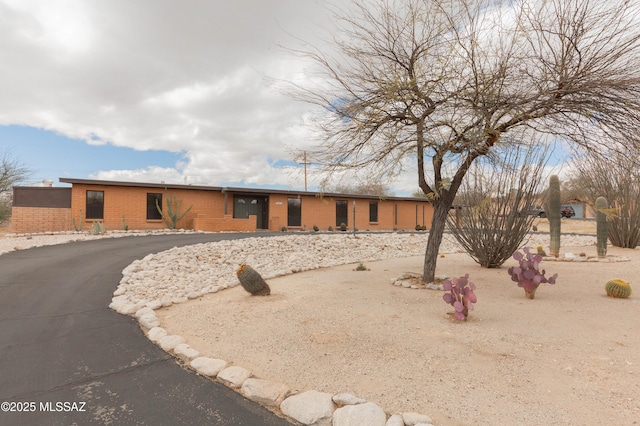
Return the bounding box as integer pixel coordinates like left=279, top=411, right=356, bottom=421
left=0, top=0, right=333, bottom=189
left=0, top=0, right=577, bottom=195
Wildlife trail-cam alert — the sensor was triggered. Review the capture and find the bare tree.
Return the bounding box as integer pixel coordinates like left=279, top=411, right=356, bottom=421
left=570, top=148, right=640, bottom=248
left=289, top=0, right=640, bottom=282
left=446, top=143, right=550, bottom=267
left=327, top=182, right=393, bottom=197
left=0, top=152, right=30, bottom=193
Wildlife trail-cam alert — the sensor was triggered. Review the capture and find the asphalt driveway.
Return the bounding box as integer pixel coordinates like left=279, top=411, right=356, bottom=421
left=0, top=233, right=292, bottom=425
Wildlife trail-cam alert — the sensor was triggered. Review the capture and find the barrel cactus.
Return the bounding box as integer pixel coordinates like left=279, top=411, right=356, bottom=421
left=548, top=175, right=561, bottom=257
left=605, top=278, right=632, bottom=298
left=236, top=264, right=271, bottom=296
left=595, top=196, right=608, bottom=258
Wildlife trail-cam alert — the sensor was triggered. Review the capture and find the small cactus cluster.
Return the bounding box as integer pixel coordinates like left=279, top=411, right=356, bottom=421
left=91, top=220, right=105, bottom=235
left=442, top=274, right=477, bottom=321
left=236, top=264, right=271, bottom=296
left=536, top=245, right=546, bottom=256
left=508, top=247, right=558, bottom=299
left=605, top=278, right=632, bottom=298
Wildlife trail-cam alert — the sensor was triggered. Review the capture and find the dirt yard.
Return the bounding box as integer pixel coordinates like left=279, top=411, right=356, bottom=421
left=157, top=230, right=640, bottom=425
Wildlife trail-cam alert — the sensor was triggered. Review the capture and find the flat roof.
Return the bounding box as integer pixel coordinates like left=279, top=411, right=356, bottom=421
left=59, top=177, right=431, bottom=203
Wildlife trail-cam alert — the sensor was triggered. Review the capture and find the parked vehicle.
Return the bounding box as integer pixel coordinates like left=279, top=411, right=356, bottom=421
left=523, top=206, right=546, bottom=218
left=561, top=205, right=576, bottom=218
left=521, top=205, right=575, bottom=218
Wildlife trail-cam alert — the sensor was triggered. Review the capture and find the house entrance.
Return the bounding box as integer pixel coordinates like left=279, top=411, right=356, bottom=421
left=233, top=195, right=269, bottom=229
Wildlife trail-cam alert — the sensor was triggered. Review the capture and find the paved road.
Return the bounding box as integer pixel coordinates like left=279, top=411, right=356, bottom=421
left=0, top=233, right=293, bottom=425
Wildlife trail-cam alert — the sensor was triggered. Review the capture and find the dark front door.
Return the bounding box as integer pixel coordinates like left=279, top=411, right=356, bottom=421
left=233, top=195, right=269, bottom=229
left=336, top=200, right=348, bottom=228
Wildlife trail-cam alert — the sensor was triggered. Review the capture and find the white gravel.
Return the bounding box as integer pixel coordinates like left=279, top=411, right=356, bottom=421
left=1, top=229, right=597, bottom=313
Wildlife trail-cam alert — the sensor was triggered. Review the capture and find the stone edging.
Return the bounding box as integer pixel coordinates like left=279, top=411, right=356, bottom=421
left=110, top=234, right=440, bottom=425
left=110, top=233, right=599, bottom=426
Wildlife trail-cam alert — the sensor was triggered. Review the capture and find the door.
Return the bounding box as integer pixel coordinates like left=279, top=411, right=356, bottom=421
left=233, top=195, right=269, bottom=229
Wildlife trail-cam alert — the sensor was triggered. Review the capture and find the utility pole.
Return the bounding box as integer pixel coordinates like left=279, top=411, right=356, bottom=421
left=304, top=152, right=308, bottom=192
left=298, top=151, right=311, bottom=192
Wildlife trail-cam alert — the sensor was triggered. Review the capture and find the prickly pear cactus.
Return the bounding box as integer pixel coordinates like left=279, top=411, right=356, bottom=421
left=548, top=175, right=561, bottom=257
left=605, top=278, right=632, bottom=298
left=595, top=196, right=608, bottom=259
left=236, top=264, right=271, bottom=296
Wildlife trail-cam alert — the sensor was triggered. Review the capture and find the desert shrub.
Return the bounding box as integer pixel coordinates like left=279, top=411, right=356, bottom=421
left=0, top=200, right=10, bottom=223
left=446, top=144, right=550, bottom=268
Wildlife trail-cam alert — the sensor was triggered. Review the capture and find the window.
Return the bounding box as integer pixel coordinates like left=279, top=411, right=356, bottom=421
left=369, top=202, right=378, bottom=222
left=287, top=198, right=302, bottom=227
left=147, top=193, right=163, bottom=220
left=86, top=190, right=104, bottom=219
left=394, top=203, right=398, bottom=226
left=336, top=200, right=348, bottom=227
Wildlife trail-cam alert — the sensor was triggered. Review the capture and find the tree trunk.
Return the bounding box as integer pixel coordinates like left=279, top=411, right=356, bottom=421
left=423, top=200, right=452, bottom=283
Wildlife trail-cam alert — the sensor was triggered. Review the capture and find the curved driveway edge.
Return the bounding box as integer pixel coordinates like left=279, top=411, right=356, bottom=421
left=0, top=233, right=292, bottom=425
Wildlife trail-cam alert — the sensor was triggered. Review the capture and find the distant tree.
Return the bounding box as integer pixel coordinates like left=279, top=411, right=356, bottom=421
left=570, top=148, right=640, bottom=248
left=290, top=0, right=640, bottom=282
left=560, top=177, right=590, bottom=203
left=411, top=190, right=429, bottom=199
left=0, top=152, right=30, bottom=193
left=327, top=182, right=393, bottom=197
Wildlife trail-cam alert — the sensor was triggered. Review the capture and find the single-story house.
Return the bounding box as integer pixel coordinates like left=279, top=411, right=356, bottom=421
left=11, top=178, right=434, bottom=234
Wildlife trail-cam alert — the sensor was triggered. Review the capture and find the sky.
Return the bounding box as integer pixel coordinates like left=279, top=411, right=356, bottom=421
left=0, top=0, right=571, bottom=194
left=0, top=0, right=349, bottom=191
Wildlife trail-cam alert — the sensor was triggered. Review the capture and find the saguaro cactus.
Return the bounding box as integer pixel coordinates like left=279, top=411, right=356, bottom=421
left=156, top=191, right=193, bottom=229
left=595, top=196, right=609, bottom=258
left=548, top=175, right=561, bottom=257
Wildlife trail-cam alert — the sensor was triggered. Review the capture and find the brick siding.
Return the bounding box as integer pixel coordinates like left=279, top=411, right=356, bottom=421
left=11, top=207, right=72, bottom=233
left=14, top=180, right=434, bottom=233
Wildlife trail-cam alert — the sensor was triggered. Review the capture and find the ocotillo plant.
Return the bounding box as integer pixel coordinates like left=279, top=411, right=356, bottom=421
left=596, top=196, right=609, bottom=258
left=548, top=175, right=561, bottom=257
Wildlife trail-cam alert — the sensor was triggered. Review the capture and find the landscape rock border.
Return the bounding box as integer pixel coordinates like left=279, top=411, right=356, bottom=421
left=112, top=232, right=598, bottom=425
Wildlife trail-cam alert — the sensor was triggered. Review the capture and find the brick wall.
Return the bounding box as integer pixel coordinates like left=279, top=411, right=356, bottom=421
left=70, top=184, right=226, bottom=231
left=193, top=214, right=257, bottom=232
left=268, top=194, right=433, bottom=232
left=11, top=207, right=72, bottom=233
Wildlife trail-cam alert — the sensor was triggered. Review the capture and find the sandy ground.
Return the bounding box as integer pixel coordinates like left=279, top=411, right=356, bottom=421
left=4, top=218, right=638, bottom=424
left=158, top=235, right=640, bottom=425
